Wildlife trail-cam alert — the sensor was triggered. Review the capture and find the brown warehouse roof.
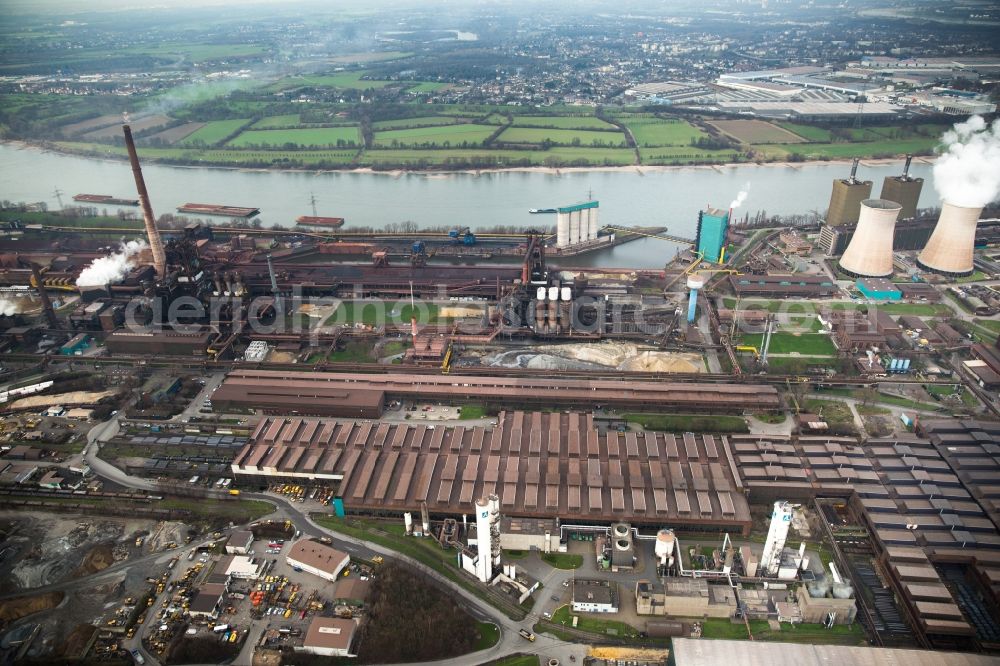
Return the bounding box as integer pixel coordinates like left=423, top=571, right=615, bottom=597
left=214, top=369, right=780, bottom=413
left=232, top=411, right=752, bottom=530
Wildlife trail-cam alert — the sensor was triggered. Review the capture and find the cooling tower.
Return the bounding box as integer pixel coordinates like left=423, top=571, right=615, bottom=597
left=917, top=201, right=983, bottom=277
left=838, top=199, right=902, bottom=278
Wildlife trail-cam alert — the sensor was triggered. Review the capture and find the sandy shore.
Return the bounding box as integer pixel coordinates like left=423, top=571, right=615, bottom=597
left=5, top=139, right=935, bottom=178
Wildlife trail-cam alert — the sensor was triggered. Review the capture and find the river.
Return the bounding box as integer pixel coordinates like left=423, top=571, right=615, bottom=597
left=0, top=143, right=940, bottom=269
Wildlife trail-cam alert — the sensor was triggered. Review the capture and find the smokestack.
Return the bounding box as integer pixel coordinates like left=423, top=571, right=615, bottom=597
left=848, top=157, right=860, bottom=185
left=29, top=264, right=59, bottom=329
left=266, top=254, right=279, bottom=294
left=123, top=124, right=167, bottom=280
left=917, top=201, right=983, bottom=277
left=839, top=199, right=901, bottom=278
left=901, top=154, right=912, bottom=180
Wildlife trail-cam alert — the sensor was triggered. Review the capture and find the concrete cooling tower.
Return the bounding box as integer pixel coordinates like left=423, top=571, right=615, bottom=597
left=917, top=202, right=983, bottom=277
left=839, top=199, right=902, bottom=278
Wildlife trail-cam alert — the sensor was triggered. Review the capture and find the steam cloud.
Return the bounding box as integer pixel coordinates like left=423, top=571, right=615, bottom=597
left=0, top=296, right=18, bottom=317
left=933, top=115, right=1000, bottom=208
left=76, top=240, right=148, bottom=287
left=729, top=182, right=751, bottom=210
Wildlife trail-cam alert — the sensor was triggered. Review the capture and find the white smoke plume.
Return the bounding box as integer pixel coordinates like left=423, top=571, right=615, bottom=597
left=76, top=240, right=148, bottom=287
left=0, top=296, right=18, bottom=316
left=729, top=182, right=751, bottom=210
left=933, top=115, right=1000, bottom=208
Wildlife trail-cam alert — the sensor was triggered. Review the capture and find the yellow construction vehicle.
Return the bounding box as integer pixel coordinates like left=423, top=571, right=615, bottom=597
left=441, top=341, right=454, bottom=374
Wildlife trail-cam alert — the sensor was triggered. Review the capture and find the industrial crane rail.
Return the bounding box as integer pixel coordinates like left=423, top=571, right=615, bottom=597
left=604, top=225, right=695, bottom=245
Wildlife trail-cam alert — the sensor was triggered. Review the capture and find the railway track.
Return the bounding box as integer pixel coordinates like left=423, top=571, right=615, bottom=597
left=3, top=352, right=939, bottom=388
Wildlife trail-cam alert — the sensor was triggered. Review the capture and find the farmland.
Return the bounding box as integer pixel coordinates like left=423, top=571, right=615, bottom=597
left=145, top=122, right=205, bottom=145
left=619, top=116, right=707, bottom=146
left=227, top=126, right=361, bottom=148
left=510, top=115, right=618, bottom=130
left=373, top=123, right=500, bottom=147
left=372, top=116, right=467, bottom=130
left=80, top=114, right=171, bottom=140
left=710, top=119, right=807, bottom=144
left=178, top=118, right=251, bottom=146
left=496, top=127, right=626, bottom=147
left=250, top=114, right=303, bottom=129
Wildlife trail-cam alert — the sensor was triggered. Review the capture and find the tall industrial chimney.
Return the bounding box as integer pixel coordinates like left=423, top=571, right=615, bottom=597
left=123, top=124, right=167, bottom=280
left=839, top=199, right=902, bottom=278
left=29, top=264, right=59, bottom=329
left=826, top=158, right=873, bottom=227
left=879, top=154, right=923, bottom=220
left=917, top=202, right=983, bottom=277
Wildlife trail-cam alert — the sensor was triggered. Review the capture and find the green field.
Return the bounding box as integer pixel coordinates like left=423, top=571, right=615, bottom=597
left=621, top=116, right=707, bottom=146
left=548, top=605, right=638, bottom=637
left=639, top=146, right=743, bottom=164
left=510, top=115, right=617, bottom=130
left=228, top=127, right=360, bottom=148
left=372, top=115, right=465, bottom=130
left=764, top=138, right=939, bottom=159
left=739, top=332, right=837, bottom=356
left=250, top=114, right=302, bottom=129
left=373, top=123, right=499, bottom=147
left=541, top=553, right=583, bottom=569
left=497, top=126, right=626, bottom=147
left=699, top=618, right=865, bottom=645
left=178, top=119, right=251, bottom=146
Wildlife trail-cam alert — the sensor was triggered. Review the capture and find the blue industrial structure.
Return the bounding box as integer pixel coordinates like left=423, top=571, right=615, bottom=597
left=856, top=277, right=901, bottom=301
left=695, top=208, right=729, bottom=263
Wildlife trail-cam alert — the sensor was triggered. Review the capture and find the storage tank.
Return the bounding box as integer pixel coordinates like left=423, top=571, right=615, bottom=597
left=917, top=201, right=983, bottom=277
left=655, top=529, right=676, bottom=568
left=580, top=208, right=591, bottom=242
left=560, top=287, right=572, bottom=301
left=556, top=211, right=570, bottom=248
left=536, top=286, right=547, bottom=301
left=569, top=210, right=581, bottom=245
left=838, top=199, right=901, bottom=278
left=589, top=204, right=600, bottom=241
left=548, top=286, right=559, bottom=301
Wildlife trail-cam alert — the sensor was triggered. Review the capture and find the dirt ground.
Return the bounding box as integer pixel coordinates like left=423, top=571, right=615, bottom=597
left=9, top=389, right=119, bottom=410
left=479, top=341, right=704, bottom=373
left=0, top=591, right=63, bottom=623
left=0, top=511, right=182, bottom=591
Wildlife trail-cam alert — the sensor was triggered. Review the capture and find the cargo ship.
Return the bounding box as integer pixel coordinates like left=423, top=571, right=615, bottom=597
left=529, top=208, right=558, bottom=214
left=295, top=216, right=346, bottom=229
left=177, top=203, right=260, bottom=218
left=73, top=194, right=140, bottom=206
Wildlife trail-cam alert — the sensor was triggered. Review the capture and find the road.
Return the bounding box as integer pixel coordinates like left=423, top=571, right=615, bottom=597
left=44, top=415, right=591, bottom=666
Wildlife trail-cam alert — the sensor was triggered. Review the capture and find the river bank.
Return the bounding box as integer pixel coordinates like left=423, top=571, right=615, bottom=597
left=4, top=139, right=936, bottom=179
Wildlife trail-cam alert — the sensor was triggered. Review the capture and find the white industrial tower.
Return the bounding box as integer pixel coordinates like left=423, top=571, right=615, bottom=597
left=474, top=494, right=501, bottom=583
left=760, top=501, right=793, bottom=577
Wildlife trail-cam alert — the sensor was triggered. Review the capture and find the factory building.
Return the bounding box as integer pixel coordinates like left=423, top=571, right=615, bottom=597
left=572, top=580, right=619, bottom=613
left=856, top=278, right=902, bottom=301
left=215, top=370, right=781, bottom=416
left=285, top=540, right=350, bottom=582
left=879, top=156, right=924, bottom=220
left=103, top=328, right=216, bottom=356
left=671, top=639, right=1000, bottom=666
left=826, top=160, right=873, bottom=227
left=729, top=274, right=839, bottom=298
left=695, top=208, right=729, bottom=263
left=301, top=617, right=357, bottom=658
left=231, top=411, right=755, bottom=532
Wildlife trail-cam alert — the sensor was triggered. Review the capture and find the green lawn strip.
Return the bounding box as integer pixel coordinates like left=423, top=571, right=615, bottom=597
left=373, top=123, right=500, bottom=147
left=228, top=127, right=360, bottom=148
left=485, top=656, right=540, bottom=666
left=738, top=332, right=837, bottom=356
left=250, top=114, right=302, bottom=129
left=621, top=117, right=708, bottom=147
left=312, top=515, right=526, bottom=620
left=178, top=119, right=252, bottom=146
left=473, top=621, right=500, bottom=650
left=459, top=404, right=489, bottom=420
left=622, top=413, right=749, bottom=433
left=372, top=116, right=465, bottom=130
left=541, top=553, right=583, bottom=569
left=874, top=393, right=946, bottom=412
left=856, top=404, right=891, bottom=416
left=509, top=115, right=617, bottom=130
left=327, top=340, right=376, bottom=363
left=496, top=127, right=627, bottom=147
left=549, top=605, right=639, bottom=637
left=699, top=618, right=767, bottom=639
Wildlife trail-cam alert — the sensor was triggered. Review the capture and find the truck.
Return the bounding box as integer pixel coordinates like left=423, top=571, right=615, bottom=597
left=518, top=629, right=535, bottom=642
left=212, top=624, right=229, bottom=634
